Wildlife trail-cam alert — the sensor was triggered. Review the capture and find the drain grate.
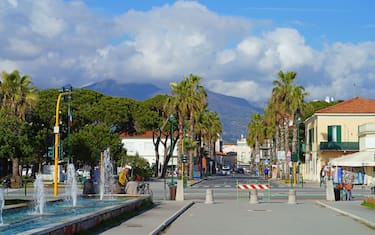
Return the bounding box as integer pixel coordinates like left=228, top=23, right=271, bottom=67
left=248, top=209, right=272, bottom=212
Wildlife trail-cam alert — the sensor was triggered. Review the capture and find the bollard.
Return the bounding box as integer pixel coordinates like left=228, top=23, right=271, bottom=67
left=288, top=189, right=296, bottom=204
left=205, top=188, right=214, bottom=204
left=249, top=189, right=258, bottom=204
left=24, top=180, right=27, bottom=196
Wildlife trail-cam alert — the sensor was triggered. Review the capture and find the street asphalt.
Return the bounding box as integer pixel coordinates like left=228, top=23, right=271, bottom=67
left=101, top=179, right=375, bottom=235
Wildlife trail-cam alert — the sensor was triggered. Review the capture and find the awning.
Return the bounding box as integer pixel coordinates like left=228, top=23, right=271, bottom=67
left=329, top=151, right=375, bottom=167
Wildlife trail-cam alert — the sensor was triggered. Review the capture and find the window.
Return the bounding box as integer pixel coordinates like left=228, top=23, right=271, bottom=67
left=308, top=128, right=314, bottom=144
left=328, top=125, right=341, bottom=142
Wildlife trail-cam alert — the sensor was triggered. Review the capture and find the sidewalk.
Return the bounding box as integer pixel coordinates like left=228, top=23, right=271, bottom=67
left=316, top=200, right=375, bottom=229
left=100, top=200, right=194, bottom=235
left=101, top=189, right=374, bottom=234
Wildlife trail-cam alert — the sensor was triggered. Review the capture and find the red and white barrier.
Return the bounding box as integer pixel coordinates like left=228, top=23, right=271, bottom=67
left=237, top=184, right=270, bottom=190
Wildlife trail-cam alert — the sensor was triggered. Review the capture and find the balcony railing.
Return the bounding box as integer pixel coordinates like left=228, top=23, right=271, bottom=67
left=319, top=141, right=359, bottom=151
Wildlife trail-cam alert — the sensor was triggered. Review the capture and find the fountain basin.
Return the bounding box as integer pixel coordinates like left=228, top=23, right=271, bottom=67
left=1, top=195, right=152, bottom=235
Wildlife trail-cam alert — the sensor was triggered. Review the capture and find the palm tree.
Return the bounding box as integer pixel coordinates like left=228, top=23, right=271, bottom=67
left=247, top=113, right=265, bottom=173
left=186, top=74, right=207, bottom=179
left=0, top=70, right=38, bottom=186
left=271, top=71, right=297, bottom=155
left=196, top=109, right=222, bottom=175
left=170, top=74, right=207, bottom=179
left=0, top=70, right=38, bottom=120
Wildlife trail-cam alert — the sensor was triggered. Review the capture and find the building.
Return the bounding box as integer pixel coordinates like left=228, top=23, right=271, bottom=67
left=303, top=97, right=375, bottom=182
left=235, top=135, right=252, bottom=170
left=120, top=131, right=177, bottom=168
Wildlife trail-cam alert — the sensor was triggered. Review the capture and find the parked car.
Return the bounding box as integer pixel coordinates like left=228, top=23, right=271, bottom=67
left=222, top=165, right=231, bottom=175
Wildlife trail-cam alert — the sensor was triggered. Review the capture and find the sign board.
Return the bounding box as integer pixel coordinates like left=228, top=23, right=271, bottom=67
left=277, top=151, right=285, bottom=161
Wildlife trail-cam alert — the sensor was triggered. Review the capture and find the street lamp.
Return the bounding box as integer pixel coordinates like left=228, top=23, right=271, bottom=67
left=170, top=114, right=175, bottom=185
left=53, top=87, right=73, bottom=196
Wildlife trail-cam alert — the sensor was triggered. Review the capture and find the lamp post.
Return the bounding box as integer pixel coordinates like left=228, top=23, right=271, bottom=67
left=170, top=114, right=175, bottom=185
left=292, top=113, right=302, bottom=186
left=296, top=114, right=301, bottom=185
left=53, top=87, right=73, bottom=196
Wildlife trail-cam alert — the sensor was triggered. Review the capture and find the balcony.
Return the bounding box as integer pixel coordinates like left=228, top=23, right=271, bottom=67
left=319, top=141, right=359, bottom=151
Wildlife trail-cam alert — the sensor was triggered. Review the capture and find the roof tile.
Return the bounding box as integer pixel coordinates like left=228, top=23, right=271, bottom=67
left=316, top=97, right=375, bottom=113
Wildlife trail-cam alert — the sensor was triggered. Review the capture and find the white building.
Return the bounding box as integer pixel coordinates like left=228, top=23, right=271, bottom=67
left=236, top=135, right=252, bottom=169
left=120, top=131, right=177, bottom=167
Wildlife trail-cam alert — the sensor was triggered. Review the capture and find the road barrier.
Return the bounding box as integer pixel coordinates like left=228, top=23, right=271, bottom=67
left=236, top=181, right=271, bottom=201
left=237, top=184, right=270, bottom=190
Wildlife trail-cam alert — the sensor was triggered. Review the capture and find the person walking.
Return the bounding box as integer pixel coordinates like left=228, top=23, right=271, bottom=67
left=320, top=166, right=326, bottom=187
left=264, top=167, right=269, bottom=180
left=345, top=182, right=354, bottom=200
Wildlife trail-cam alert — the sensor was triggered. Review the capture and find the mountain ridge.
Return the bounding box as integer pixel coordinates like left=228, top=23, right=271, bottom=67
left=83, top=80, right=261, bottom=143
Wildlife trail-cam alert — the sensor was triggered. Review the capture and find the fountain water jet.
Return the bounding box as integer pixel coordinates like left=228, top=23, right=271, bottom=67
left=65, top=163, right=78, bottom=207
left=0, top=188, right=4, bottom=225
left=100, top=148, right=113, bottom=200
left=33, top=174, right=46, bottom=214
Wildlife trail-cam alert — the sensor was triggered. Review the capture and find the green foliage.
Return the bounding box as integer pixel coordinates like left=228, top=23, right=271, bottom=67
left=303, top=100, right=342, bottom=119
left=118, top=154, right=153, bottom=180
left=70, top=123, right=125, bottom=165
left=0, top=110, right=30, bottom=159
left=361, top=200, right=375, bottom=210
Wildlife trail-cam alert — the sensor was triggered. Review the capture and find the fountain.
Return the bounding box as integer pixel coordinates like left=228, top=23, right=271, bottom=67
left=0, top=148, right=151, bottom=234
left=100, top=148, right=114, bottom=200
left=0, top=188, right=4, bottom=225
left=65, top=163, right=78, bottom=207
left=33, top=174, right=45, bottom=214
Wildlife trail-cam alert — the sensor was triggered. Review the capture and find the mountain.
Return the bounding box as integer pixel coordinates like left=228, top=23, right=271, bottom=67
left=206, top=90, right=262, bottom=143
left=83, top=80, right=262, bottom=143
left=84, top=79, right=165, bottom=101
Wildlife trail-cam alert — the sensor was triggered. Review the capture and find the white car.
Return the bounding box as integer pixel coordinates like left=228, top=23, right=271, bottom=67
left=222, top=166, right=231, bottom=175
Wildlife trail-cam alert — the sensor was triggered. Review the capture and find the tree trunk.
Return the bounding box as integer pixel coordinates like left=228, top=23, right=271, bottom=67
left=12, top=158, right=22, bottom=188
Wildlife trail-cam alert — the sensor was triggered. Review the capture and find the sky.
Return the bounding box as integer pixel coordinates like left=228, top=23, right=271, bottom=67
left=0, top=0, right=374, bottom=106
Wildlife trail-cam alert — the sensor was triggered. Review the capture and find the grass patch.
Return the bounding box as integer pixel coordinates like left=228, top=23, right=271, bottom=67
left=361, top=201, right=375, bottom=210
left=76, top=200, right=155, bottom=235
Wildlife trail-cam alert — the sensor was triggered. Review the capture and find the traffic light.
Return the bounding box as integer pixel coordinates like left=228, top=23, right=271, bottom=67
left=182, top=155, right=187, bottom=163
left=291, top=153, right=298, bottom=162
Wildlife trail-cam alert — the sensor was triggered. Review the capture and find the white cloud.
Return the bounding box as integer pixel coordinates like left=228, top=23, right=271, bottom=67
left=0, top=0, right=373, bottom=105
left=8, top=39, right=41, bottom=58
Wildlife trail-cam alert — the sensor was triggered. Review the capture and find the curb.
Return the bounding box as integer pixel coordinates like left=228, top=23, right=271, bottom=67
left=149, top=201, right=195, bottom=235
left=315, top=200, right=375, bottom=229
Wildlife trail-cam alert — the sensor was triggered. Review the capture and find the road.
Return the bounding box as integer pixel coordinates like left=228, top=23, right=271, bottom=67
left=162, top=200, right=374, bottom=235
left=152, top=174, right=371, bottom=201
left=156, top=174, right=374, bottom=235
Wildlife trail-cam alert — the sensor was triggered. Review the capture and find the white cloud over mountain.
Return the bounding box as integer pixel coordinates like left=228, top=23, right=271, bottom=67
left=0, top=0, right=374, bottom=106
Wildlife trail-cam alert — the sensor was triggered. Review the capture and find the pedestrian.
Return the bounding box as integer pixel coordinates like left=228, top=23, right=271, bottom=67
left=118, top=167, right=129, bottom=193
left=344, top=182, right=353, bottom=200
left=320, top=166, right=325, bottom=187
left=125, top=176, right=138, bottom=195
left=264, top=167, right=269, bottom=180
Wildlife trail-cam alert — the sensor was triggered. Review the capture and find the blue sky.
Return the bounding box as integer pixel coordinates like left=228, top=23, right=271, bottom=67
left=85, top=0, right=374, bottom=48
left=0, top=0, right=374, bottom=105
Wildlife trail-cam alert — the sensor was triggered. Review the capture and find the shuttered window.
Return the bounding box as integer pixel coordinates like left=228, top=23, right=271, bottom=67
left=308, top=128, right=314, bottom=144
left=328, top=125, right=341, bottom=142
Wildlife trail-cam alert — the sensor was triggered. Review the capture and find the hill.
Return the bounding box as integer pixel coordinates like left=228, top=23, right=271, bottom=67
left=84, top=80, right=261, bottom=143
